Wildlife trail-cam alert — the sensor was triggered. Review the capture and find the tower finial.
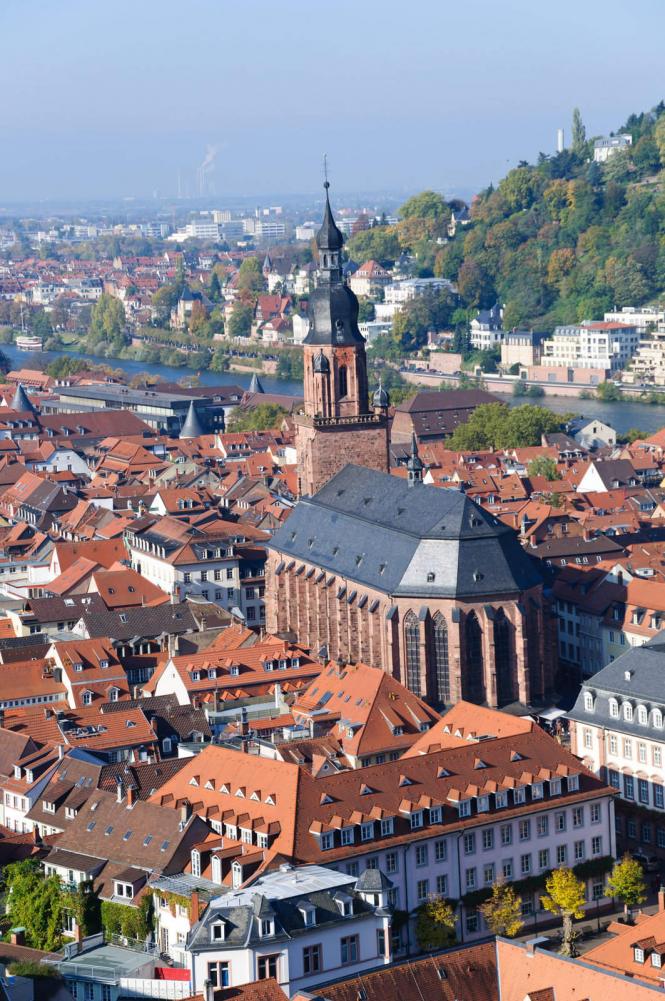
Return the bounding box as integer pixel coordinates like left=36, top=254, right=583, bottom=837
left=323, top=152, right=329, bottom=190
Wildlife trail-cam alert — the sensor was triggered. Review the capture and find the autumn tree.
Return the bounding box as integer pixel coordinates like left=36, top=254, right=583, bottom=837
left=607, top=855, right=647, bottom=920
left=415, top=898, right=457, bottom=951
left=480, top=880, right=524, bottom=938
left=540, top=867, right=585, bottom=956
left=151, top=284, right=180, bottom=326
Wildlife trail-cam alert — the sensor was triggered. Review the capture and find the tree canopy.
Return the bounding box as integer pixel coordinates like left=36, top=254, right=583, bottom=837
left=415, top=898, right=457, bottom=951
left=88, top=293, right=126, bottom=347
left=607, top=855, right=647, bottom=919
left=541, top=867, right=586, bottom=956
left=447, top=402, right=561, bottom=451
left=227, top=402, right=287, bottom=432
left=480, top=880, right=524, bottom=938
left=389, top=102, right=665, bottom=333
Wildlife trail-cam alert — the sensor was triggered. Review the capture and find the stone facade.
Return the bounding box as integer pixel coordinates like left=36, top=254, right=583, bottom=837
left=296, top=415, right=390, bottom=499
left=265, top=549, right=554, bottom=708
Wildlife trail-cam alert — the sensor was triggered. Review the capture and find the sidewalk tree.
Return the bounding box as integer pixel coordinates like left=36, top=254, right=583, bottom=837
left=540, top=867, right=585, bottom=957
left=607, top=855, right=647, bottom=920
left=415, top=898, right=457, bottom=951
left=480, top=880, right=524, bottom=938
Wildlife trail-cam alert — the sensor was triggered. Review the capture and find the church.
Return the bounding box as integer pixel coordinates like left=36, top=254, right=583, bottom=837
left=265, top=186, right=556, bottom=707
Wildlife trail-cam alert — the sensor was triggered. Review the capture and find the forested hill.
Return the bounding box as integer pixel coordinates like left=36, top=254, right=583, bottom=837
left=347, top=104, right=665, bottom=335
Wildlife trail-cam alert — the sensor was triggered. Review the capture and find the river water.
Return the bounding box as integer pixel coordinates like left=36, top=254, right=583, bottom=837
left=5, top=343, right=665, bottom=436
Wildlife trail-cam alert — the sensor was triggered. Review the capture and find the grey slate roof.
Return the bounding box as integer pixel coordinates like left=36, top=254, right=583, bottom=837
left=12, top=384, right=36, bottom=413
left=268, top=465, right=543, bottom=599
left=75, top=602, right=197, bottom=641
left=180, top=400, right=205, bottom=439
left=569, top=632, right=665, bottom=740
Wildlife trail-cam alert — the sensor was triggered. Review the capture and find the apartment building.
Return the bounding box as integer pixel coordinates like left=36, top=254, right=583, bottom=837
left=541, top=321, right=639, bottom=373
left=150, top=715, right=616, bottom=944
left=569, top=634, right=665, bottom=857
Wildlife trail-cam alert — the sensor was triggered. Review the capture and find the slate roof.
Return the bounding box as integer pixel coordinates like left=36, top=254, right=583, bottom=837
left=268, top=465, right=543, bottom=598
left=569, top=631, right=665, bottom=739
left=75, top=602, right=197, bottom=641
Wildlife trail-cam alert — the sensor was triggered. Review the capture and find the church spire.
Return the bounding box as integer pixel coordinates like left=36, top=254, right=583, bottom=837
left=316, top=181, right=344, bottom=283
left=407, top=433, right=424, bottom=487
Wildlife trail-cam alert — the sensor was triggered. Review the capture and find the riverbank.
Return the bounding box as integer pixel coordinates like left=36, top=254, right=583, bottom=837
left=7, top=341, right=665, bottom=437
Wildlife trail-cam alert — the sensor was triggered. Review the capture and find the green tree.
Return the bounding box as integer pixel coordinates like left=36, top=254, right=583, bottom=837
left=607, top=855, right=647, bottom=920
left=3, top=860, right=65, bottom=951
left=346, top=226, right=401, bottom=262
left=31, top=309, right=53, bottom=339
left=237, top=257, right=263, bottom=294
left=528, top=456, right=561, bottom=481
left=540, top=867, right=585, bottom=957
left=572, top=107, right=586, bottom=155
left=399, top=190, right=449, bottom=221
left=479, top=880, right=524, bottom=938
left=151, top=285, right=180, bottom=325
left=88, top=294, right=126, bottom=345
left=227, top=403, right=287, bottom=432
left=415, top=898, right=457, bottom=951
left=447, top=402, right=561, bottom=451
left=227, top=303, right=253, bottom=339
left=623, top=427, right=647, bottom=443
left=209, top=271, right=222, bottom=301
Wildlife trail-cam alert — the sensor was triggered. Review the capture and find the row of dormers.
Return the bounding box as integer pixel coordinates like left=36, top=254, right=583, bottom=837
left=185, top=781, right=277, bottom=805
left=310, top=773, right=581, bottom=849
left=188, top=657, right=301, bottom=680
left=585, top=690, right=665, bottom=728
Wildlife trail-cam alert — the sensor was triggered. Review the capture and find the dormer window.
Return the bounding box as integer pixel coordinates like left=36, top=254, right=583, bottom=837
left=360, top=822, right=374, bottom=842
left=458, top=800, right=471, bottom=818
left=13, top=765, right=21, bottom=779
left=73, top=662, right=83, bottom=672
left=429, top=806, right=442, bottom=824
left=477, top=795, right=490, bottom=812
left=634, top=946, right=645, bottom=964
left=495, top=791, right=508, bottom=809
left=609, top=698, right=619, bottom=719
left=654, top=709, right=663, bottom=729
left=584, top=692, right=594, bottom=712
left=410, top=811, right=424, bottom=830
left=321, top=832, right=334, bottom=851
left=380, top=817, right=394, bottom=837
left=392, top=726, right=404, bottom=737
left=299, top=902, right=316, bottom=927
left=550, top=778, right=562, bottom=796
left=652, top=952, right=662, bottom=968
left=531, top=783, right=544, bottom=800
left=624, top=703, right=634, bottom=722
left=192, top=671, right=200, bottom=682
left=114, top=881, right=134, bottom=899
left=568, top=774, right=580, bottom=792
left=43, top=800, right=55, bottom=813
left=259, top=919, right=274, bottom=937
left=341, top=826, right=355, bottom=846
left=191, top=849, right=201, bottom=877
left=99, top=659, right=109, bottom=669
left=211, top=921, right=225, bottom=942
left=230, top=666, right=240, bottom=676
left=638, top=705, right=648, bottom=725
left=514, top=787, right=526, bottom=805
left=335, top=893, right=353, bottom=917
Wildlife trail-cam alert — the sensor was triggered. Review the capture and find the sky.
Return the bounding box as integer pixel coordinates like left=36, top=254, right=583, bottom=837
left=2, top=0, right=665, bottom=204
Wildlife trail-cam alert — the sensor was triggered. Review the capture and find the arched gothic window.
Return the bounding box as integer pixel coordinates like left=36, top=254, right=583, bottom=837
left=494, top=608, right=515, bottom=706
left=431, top=613, right=450, bottom=705
left=338, top=365, right=348, bottom=398
left=463, top=611, right=484, bottom=703
left=404, top=610, right=421, bottom=696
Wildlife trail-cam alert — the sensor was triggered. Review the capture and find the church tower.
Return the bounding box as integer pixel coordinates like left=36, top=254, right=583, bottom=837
left=296, top=183, right=390, bottom=495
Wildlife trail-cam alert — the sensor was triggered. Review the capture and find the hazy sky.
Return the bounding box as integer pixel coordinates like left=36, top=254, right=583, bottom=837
left=2, top=0, right=664, bottom=203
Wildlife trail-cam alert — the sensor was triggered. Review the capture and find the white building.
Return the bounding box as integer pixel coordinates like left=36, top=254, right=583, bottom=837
left=593, top=134, right=633, bottom=163
left=604, top=307, right=665, bottom=333
left=542, top=321, right=639, bottom=373
left=569, top=635, right=665, bottom=858
left=470, top=303, right=503, bottom=351
left=184, top=864, right=391, bottom=995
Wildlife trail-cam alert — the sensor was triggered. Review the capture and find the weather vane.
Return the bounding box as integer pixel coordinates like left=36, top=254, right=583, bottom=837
left=323, top=153, right=329, bottom=190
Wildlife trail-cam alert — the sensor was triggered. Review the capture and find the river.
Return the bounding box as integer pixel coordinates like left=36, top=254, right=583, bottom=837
left=5, top=342, right=665, bottom=436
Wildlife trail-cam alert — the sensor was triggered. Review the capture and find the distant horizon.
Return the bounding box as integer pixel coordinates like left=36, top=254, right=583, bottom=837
left=2, top=0, right=663, bottom=203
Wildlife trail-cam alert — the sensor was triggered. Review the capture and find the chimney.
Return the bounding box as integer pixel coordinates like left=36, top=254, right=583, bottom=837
left=57, top=743, right=64, bottom=759
left=190, top=890, right=200, bottom=920
left=181, top=800, right=192, bottom=824
left=240, top=706, right=249, bottom=738
left=659, top=886, right=665, bottom=913
left=116, top=777, right=123, bottom=804
left=127, top=785, right=136, bottom=808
